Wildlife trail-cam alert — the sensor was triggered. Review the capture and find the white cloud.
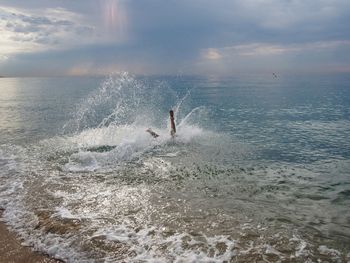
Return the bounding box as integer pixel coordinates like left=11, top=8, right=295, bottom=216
left=217, top=40, right=350, bottom=56
left=195, top=40, right=350, bottom=75
left=0, top=6, right=95, bottom=58
left=0, top=55, right=9, bottom=61
left=202, top=48, right=222, bottom=60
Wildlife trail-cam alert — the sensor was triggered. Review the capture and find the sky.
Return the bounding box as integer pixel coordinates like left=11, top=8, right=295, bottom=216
left=0, top=0, right=350, bottom=77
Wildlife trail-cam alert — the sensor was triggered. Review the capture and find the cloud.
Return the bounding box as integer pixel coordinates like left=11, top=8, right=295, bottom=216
left=202, top=48, right=222, bottom=60
left=232, top=0, right=350, bottom=30
left=195, top=40, right=350, bottom=74
left=0, top=6, right=95, bottom=57
left=217, top=40, right=350, bottom=56
left=0, top=0, right=350, bottom=76
left=0, top=55, right=9, bottom=62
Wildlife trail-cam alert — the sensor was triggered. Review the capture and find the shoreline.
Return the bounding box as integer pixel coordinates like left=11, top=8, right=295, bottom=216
left=0, top=209, right=63, bottom=263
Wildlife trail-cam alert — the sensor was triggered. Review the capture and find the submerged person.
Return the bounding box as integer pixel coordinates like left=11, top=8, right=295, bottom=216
left=146, top=110, right=176, bottom=138
left=146, top=128, right=159, bottom=138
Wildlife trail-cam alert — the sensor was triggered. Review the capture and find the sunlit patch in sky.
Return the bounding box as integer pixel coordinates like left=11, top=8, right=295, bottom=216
left=202, top=48, right=222, bottom=60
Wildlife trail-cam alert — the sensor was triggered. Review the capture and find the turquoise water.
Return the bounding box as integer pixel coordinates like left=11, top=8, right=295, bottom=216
left=0, top=73, right=349, bottom=262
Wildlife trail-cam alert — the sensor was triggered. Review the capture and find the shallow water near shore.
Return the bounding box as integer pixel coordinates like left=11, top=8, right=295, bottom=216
left=0, top=73, right=350, bottom=262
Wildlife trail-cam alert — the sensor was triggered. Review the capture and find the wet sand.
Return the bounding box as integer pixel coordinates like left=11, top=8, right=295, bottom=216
left=0, top=209, right=62, bottom=263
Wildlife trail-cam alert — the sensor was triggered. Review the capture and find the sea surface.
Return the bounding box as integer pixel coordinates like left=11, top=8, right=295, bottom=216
left=0, top=73, right=349, bottom=262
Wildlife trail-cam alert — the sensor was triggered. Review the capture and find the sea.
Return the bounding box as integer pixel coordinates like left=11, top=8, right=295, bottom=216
left=0, top=72, right=349, bottom=262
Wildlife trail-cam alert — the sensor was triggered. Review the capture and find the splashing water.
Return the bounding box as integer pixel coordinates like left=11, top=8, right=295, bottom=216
left=0, top=73, right=349, bottom=262
left=59, top=73, right=212, bottom=172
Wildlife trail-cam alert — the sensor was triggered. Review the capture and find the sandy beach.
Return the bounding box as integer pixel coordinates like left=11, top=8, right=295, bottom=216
left=0, top=209, right=61, bottom=263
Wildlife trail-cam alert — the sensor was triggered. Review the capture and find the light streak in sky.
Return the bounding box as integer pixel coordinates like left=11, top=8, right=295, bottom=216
left=101, top=0, right=128, bottom=42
